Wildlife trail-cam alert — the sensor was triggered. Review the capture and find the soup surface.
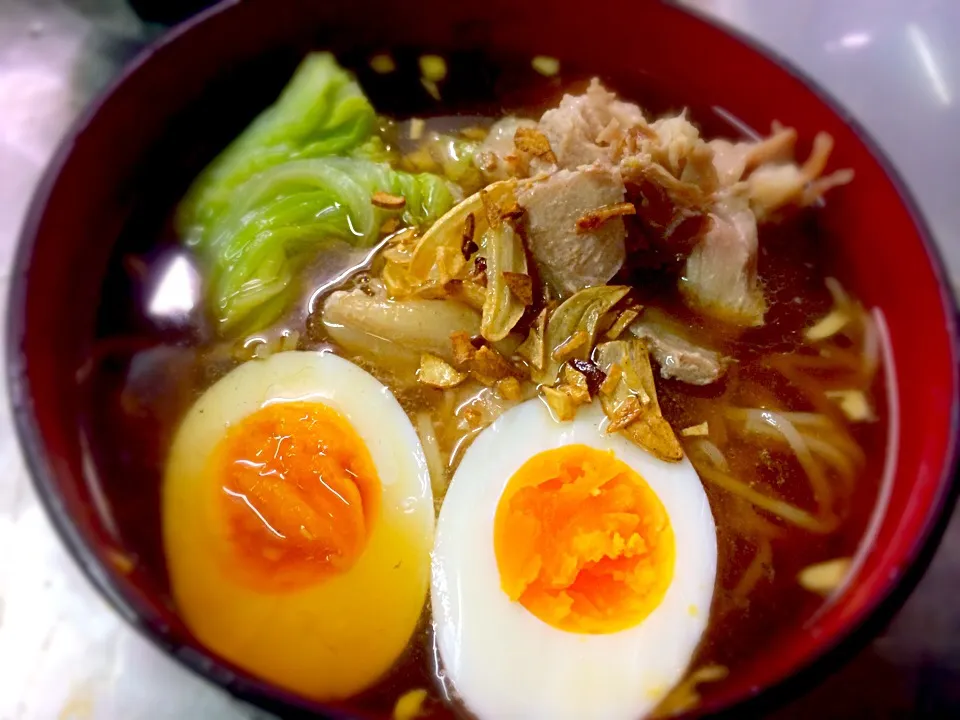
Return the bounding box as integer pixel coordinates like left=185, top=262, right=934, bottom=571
left=81, top=50, right=887, bottom=719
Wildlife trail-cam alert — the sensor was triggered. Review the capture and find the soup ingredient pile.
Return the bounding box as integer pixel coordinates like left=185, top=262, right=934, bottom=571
left=163, top=51, right=876, bottom=719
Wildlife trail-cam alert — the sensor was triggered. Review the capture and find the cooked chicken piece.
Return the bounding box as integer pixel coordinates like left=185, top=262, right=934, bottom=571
left=612, top=114, right=716, bottom=260
left=748, top=164, right=811, bottom=219
left=629, top=309, right=727, bottom=385
left=647, top=114, right=720, bottom=192
left=475, top=116, right=538, bottom=180
left=680, top=191, right=765, bottom=327
left=510, top=81, right=850, bottom=325
left=748, top=132, right=853, bottom=221
left=709, top=124, right=797, bottom=187
left=518, top=164, right=627, bottom=296
left=537, top=79, right=646, bottom=169
left=709, top=139, right=754, bottom=187
left=622, top=177, right=709, bottom=261
left=709, top=127, right=852, bottom=220
left=618, top=112, right=719, bottom=203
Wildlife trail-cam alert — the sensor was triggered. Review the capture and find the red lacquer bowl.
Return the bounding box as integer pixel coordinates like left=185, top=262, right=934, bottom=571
left=7, top=0, right=959, bottom=717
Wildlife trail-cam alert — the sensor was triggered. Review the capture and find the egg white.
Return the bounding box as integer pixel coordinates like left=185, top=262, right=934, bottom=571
left=164, top=351, right=434, bottom=700
left=431, top=399, right=717, bottom=720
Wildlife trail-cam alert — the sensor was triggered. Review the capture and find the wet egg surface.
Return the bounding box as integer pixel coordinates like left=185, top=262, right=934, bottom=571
left=163, top=351, right=434, bottom=700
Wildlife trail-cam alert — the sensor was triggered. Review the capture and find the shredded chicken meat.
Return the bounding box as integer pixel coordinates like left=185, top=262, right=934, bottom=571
left=537, top=79, right=647, bottom=169
left=709, top=124, right=798, bottom=187
left=470, top=79, right=851, bottom=327
left=624, top=113, right=720, bottom=196
left=747, top=132, right=854, bottom=221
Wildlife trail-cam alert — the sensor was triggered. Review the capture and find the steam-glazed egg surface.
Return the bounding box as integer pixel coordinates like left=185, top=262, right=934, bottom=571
left=163, top=351, right=434, bottom=700
left=432, top=400, right=717, bottom=720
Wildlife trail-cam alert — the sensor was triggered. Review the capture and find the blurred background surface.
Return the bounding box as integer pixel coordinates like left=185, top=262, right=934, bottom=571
left=0, top=1, right=958, bottom=717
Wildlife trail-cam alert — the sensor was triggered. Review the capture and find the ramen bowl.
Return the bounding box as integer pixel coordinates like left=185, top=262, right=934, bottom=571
left=7, top=0, right=959, bottom=717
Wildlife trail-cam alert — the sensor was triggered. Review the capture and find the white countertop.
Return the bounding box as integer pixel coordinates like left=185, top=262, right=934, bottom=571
left=0, top=1, right=958, bottom=718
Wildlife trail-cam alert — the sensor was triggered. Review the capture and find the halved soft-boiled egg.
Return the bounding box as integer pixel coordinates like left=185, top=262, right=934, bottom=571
left=163, top=351, right=434, bottom=700
left=432, top=399, right=716, bottom=720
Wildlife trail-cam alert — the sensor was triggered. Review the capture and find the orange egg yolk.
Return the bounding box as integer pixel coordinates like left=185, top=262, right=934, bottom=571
left=494, top=444, right=675, bottom=634
left=212, top=401, right=379, bottom=593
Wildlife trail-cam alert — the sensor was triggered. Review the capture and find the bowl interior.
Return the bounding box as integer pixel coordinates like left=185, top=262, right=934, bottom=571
left=9, top=0, right=959, bottom=717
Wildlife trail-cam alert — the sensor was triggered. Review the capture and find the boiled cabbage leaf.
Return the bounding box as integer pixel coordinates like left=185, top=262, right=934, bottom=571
left=175, top=52, right=458, bottom=336
left=178, top=52, right=377, bottom=245
left=204, top=158, right=455, bottom=334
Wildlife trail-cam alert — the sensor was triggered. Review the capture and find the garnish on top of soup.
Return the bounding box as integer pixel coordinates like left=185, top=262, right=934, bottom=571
left=94, top=51, right=882, bottom=718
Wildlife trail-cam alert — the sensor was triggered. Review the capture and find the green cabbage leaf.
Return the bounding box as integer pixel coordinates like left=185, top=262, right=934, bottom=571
left=204, top=158, right=455, bottom=334
left=175, top=52, right=456, bottom=335
left=178, top=52, right=377, bottom=243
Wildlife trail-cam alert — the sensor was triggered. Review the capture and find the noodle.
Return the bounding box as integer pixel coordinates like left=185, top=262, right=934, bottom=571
left=691, top=438, right=729, bottom=472
left=733, top=537, right=772, bottom=600
left=729, top=408, right=864, bottom=470
left=416, top=412, right=447, bottom=496
left=803, top=436, right=858, bottom=485
left=690, top=451, right=833, bottom=534
left=735, top=500, right=786, bottom=540
left=694, top=429, right=830, bottom=532
left=740, top=410, right=833, bottom=508
left=765, top=355, right=848, bottom=422
left=773, top=411, right=836, bottom=427
left=448, top=426, right=484, bottom=469
left=825, top=276, right=851, bottom=308
left=735, top=380, right=786, bottom=412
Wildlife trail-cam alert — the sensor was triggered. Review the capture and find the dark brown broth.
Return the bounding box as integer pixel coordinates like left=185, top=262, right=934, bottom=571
left=80, top=52, right=885, bottom=718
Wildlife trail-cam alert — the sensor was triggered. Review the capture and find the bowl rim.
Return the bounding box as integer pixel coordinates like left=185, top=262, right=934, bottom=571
left=6, top=0, right=960, bottom=717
